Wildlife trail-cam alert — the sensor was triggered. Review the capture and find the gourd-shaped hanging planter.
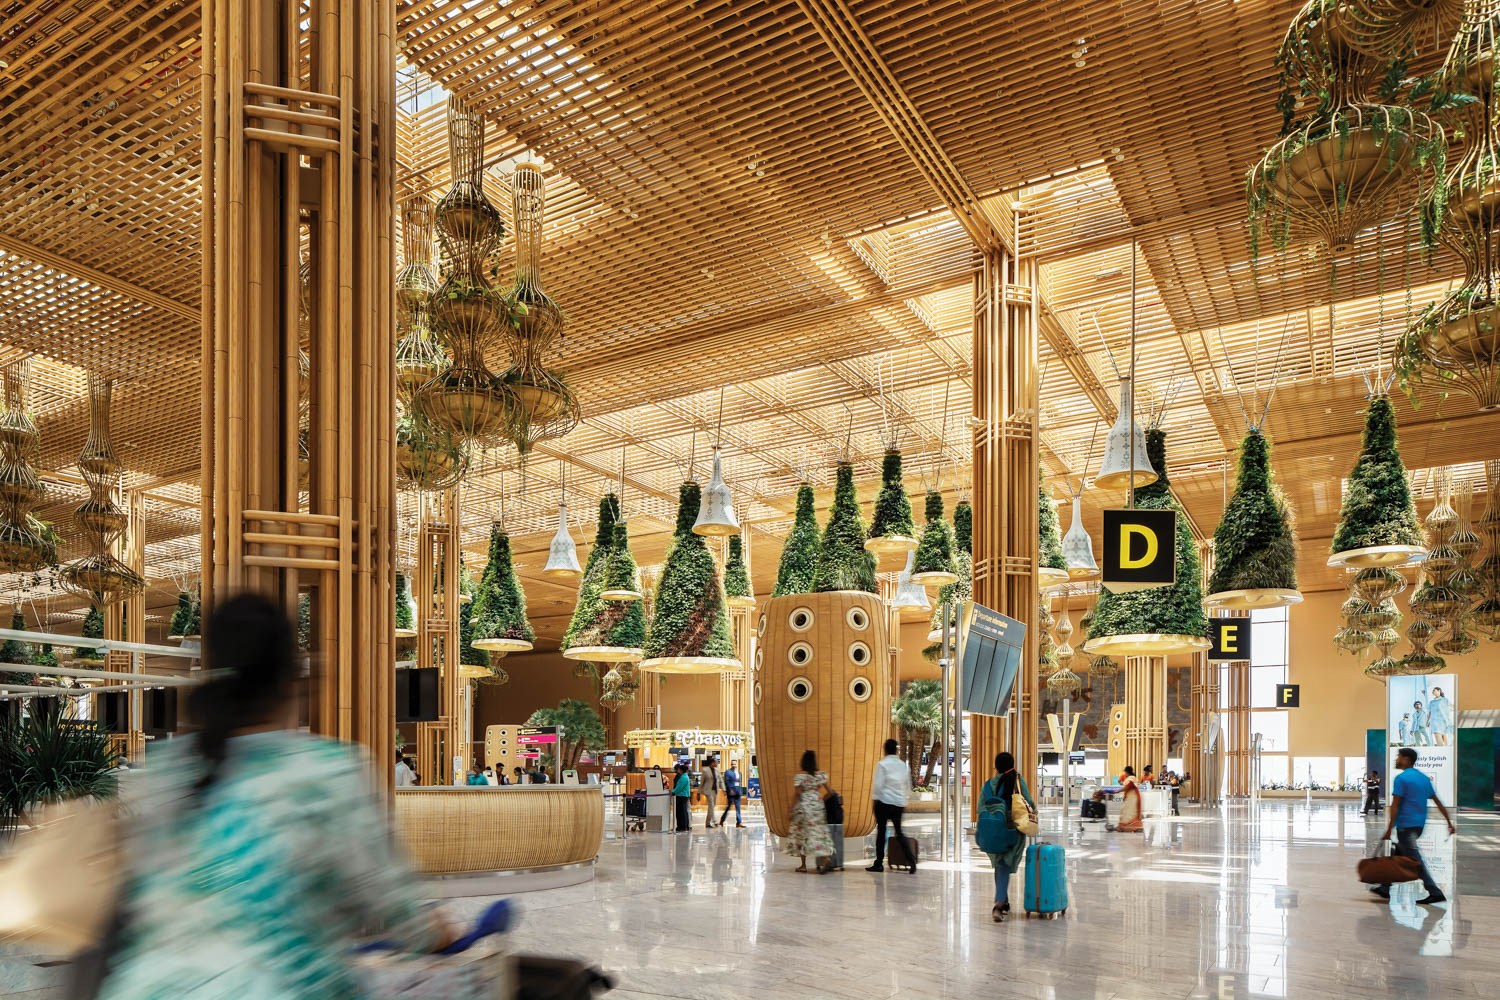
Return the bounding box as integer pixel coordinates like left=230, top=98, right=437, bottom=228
left=1328, top=394, right=1425, bottom=569
left=563, top=496, right=645, bottom=663
left=723, top=533, right=755, bottom=608
left=1038, top=481, right=1069, bottom=590
left=1083, top=427, right=1209, bottom=657
left=470, top=523, right=535, bottom=652
left=910, top=490, right=959, bottom=589
left=1204, top=427, right=1303, bottom=611
left=865, top=448, right=918, bottom=555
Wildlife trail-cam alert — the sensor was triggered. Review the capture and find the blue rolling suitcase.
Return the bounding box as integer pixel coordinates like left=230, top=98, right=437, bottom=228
left=1023, top=843, right=1067, bottom=918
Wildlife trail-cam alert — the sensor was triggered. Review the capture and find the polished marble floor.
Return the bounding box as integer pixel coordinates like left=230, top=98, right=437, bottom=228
left=4, top=799, right=1498, bottom=998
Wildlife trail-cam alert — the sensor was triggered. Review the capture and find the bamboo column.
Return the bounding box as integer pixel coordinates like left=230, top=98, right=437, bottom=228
left=725, top=606, right=754, bottom=733
left=1225, top=657, right=1252, bottom=797
left=417, top=491, right=462, bottom=783
left=201, top=0, right=396, bottom=776
left=103, top=489, right=147, bottom=762
left=1123, top=655, right=1167, bottom=776
left=1188, top=650, right=1218, bottom=802
left=970, top=245, right=1039, bottom=815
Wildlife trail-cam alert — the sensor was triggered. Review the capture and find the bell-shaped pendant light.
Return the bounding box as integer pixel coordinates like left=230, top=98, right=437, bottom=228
left=692, top=446, right=740, bottom=536
left=1062, top=493, right=1099, bottom=579
left=542, top=502, right=583, bottom=581
left=891, top=551, right=932, bottom=619
left=1093, top=376, right=1157, bottom=491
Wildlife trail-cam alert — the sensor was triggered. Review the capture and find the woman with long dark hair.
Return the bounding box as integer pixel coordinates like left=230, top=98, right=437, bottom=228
left=784, top=749, right=835, bottom=872
left=977, top=751, right=1035, bottom=922
left=95, top=592, right=447, bottom=999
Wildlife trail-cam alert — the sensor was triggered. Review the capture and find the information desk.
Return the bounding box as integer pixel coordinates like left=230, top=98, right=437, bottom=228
left=394, top=785, right=604, bottom=876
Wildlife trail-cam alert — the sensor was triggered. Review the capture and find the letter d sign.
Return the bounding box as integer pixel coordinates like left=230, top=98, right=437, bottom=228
left=1101, top=508, right=1176, bottom=593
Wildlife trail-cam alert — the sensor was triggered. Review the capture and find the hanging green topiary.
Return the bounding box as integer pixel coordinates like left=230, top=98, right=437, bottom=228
left=723, top=534, right=752, bottom=603
left=772, top=481, right=821, bottom=597
left=565, top=499, right=646, bottom=655
left=1, top=611, right=32, bottom=666
left=601, top=521, right=643, bottom=599
left=954, top=499, right=973, bottom=557
left=929, top=546, right=973, bottom=638
left=470, top=523, right=535, bottom=649
left=1331, top=395, right=1423, bottom=554
left=1208, top=428, right=1299, bottom=594
left=867, top=449, right=917, bottom=546
left=813, top=461, right=878, bottom=593
left=34, top=643, right=56, bottom=670
left=168, top=592, right=193, bottom=637
left=1087, top=428, right=1208, bottom=641
left=395, top=572, right=415, bottom=632
left=77, top=605, right=106, bottom=662
left=1039, top=482, right=1066, bottom=571
left=643, top=481, right=735, bottom=661
left=186, top=594, right=201, bottom=637
left=911, top=490, right=958, bottom=584
left=459, top=560, right=488, bottom=670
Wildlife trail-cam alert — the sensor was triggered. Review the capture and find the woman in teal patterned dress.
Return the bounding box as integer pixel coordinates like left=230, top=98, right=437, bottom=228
left=96, top=594, right=447, bottom=1000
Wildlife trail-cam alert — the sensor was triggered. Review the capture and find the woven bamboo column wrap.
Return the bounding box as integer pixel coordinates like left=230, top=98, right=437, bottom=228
left=1123, top=655, right=1167, bottom=776
left=754, top=592, right=890, bottom=838
left=969, top=245, right=1039, bottom=817
left=202, top=0, right=396, bottom=777
left=417, top=491, right=463, bottom=779
left=1189, top=651, right=1217, bottom=800
left=393, top=786, right=604, bottom=875
left=1225, top=659, right=1253, bottom=797
left=724, top=606, right=755, bottom=733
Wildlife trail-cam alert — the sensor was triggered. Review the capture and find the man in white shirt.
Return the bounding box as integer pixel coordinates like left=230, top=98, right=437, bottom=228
left=395, top=752, right=416, bottom=787
left=868, top=739, right=913, bottom=873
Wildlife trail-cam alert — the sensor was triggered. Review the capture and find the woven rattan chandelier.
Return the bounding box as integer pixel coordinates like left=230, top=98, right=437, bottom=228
left=59, top=374, right=144, bottom=606
left=0, top=361, right=58, bottom=574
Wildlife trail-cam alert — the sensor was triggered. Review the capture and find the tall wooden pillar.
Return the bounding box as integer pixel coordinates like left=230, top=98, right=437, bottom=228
left=417, top=491, right=462, bottom=783
left=101, top=490, right=148, bottom=762
left=971, top=246, right=1039, bottom=813
left=1225, top=658, right=1252, bottom=797
left=1123, top=655, right=1167, bottom=776
left=1189, top=650, right=1217, bottom=802
left=201, top=0, right=396, bottom=774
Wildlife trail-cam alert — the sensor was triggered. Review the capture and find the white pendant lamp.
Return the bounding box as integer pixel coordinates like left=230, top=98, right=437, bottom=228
left=1094, top=376, right=1157, bottom=492
left=542, top=502, right=583, bottom=581
left=1062, top=493, right=1099, bottom=579
left=890, top=551, right=932, bottom=619
left=692, top=446, right=740, bottom=536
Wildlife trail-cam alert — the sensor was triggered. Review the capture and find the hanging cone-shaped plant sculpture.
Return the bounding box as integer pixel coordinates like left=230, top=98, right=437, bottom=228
left=866, top=449, right=918, bottom=555
left=723, top=534, right=754, bottom=608
left=1205, top=428, right=1302, bottom=611
left=813, top=461, right=878, bottom=593
left=1329, top=395, right=1424, bottom=568
left=470, top=523, right=535, bottom=652
left=954, top=499, right=973, bottom=557
left=1084, top=428, right=1209, bottom=657
left=1038, top=480, right=1068, bottom=590
left=600, top=519, right=644, bottom=602
left=564, top=497, right=646, bottom=663
left=75, top=604, right=106, bottom=663
left=168, top=591, right=193, bottom=639
left=458, top=567, right=490, bottom=673
left=394, top=572, right=417, bottom=638
left=910, top=490, right=959, bottom=588
left=641, top=481, right=738, bottom=673
left=1, top=611, right=33, bottom=670
left=772, top=481, right=821, bottom=597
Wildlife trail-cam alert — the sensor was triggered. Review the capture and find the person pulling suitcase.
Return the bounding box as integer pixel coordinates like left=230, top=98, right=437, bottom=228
left=867, top=739, right=914, bottom=873
left=975, top=751, right=1037, bottom=922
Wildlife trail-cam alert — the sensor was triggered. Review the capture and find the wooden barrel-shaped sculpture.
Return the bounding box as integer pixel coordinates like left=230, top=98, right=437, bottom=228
left=753, top=591, right=889, bottom=838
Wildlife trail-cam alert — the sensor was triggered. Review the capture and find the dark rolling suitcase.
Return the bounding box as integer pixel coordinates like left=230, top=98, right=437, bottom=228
left=886, top=834, right=919, bottom=873
left=515, top=955, right=615, bottom=999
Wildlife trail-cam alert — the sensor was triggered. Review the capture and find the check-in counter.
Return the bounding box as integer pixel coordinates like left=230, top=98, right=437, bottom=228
left=394, top=784, right=604, bottom=875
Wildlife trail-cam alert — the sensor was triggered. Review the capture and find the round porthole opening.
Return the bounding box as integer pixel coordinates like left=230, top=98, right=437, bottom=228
left=845, top=606, right=870, bottom=631
left=848, top=676, right=872, bottom=702
left=847, top=641, right=871, bottom=666
left=788, top=607, right=814, bottom=632
left=756, top=614, right=767, bottom=637
left=753, top=682, right=763, bottom=705
left=787, top=641, right=814, bottom=667
left=787, top=676, right=812, bottom=702
left=753, top=648, right=764, bottom=671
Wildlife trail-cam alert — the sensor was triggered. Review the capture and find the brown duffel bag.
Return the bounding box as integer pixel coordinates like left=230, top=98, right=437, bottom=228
left=1357, top=843, right=1422, bottom=885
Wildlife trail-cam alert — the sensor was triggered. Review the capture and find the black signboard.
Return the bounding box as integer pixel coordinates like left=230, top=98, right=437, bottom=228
left=1276, top=683, right=1300, bottom=708
left=1101, top=508, right=1177, bottom=592
left=396, top=667, right=439, bottom=722
left=1208, top=618, right=1253, bottom=662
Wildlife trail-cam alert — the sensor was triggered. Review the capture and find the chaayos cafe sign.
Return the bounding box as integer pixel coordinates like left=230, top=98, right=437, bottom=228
left=671, top=729, right=743, bottom=748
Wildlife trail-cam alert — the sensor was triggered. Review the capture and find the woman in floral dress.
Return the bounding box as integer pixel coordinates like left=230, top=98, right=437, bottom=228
left=785, top=749, right=834, bottom=873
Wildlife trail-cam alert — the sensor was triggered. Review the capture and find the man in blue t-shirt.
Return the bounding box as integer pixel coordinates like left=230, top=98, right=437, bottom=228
left=1375, top=747, right=1455, bottom=904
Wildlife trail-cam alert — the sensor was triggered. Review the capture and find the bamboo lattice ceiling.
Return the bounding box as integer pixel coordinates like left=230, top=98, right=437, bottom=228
left=2, top=0, right=1499, bottom=640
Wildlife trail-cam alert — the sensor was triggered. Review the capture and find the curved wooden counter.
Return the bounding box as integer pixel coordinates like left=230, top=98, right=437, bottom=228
left=394, top=785, right=604, bottom=875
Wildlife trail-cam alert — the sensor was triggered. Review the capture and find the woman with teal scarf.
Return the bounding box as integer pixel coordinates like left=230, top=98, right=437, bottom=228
left=977, top=751, right=1035, bottom=922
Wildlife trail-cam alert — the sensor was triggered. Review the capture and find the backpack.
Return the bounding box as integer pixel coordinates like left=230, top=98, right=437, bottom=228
left=975, top=777, right=1018, bottom=854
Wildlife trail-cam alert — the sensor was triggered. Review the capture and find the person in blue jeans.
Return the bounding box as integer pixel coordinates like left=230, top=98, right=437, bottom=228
left=720, top=760, right=745, bottom=827
left=979, top=751, right=1035, bottom=922
left=1375, top=747, right=1455, bottom=905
